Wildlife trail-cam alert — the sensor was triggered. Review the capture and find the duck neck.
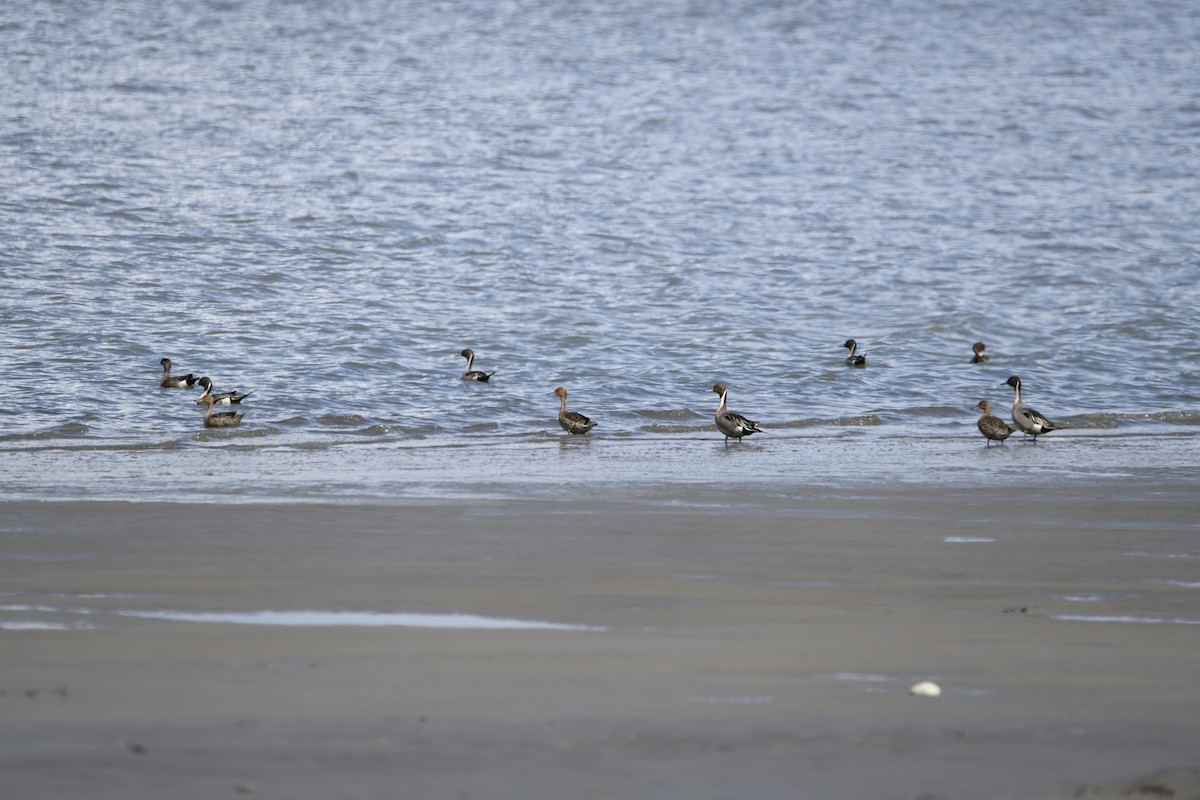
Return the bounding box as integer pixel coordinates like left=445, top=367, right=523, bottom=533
left=715, top=390, right=727, bottom=414
left=463, top=353, right=474, bottom=374
left=559, top=394, right=568, bottom=415
left=1011, top=381, right=1023, bottom=408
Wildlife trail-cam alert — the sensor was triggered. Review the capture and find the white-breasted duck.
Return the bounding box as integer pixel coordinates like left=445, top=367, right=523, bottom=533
left=198, top=393, right=244, bottom=428
left=460, top=348, right=494, bottom=382
left=975, top=400, right=1014, bottom=445
left=160, top=357, right=199, bottom=388
left=843, top=339, right=866, bottom=367
left=971, top=342, right=989, bottom=364
left=553, top=387, right=596, bottom=435
left=1005, top=376, right=1057, bottom=441
left=195, top=376, right=252, bottom=406
left=711, top=383, right=763, bottom=442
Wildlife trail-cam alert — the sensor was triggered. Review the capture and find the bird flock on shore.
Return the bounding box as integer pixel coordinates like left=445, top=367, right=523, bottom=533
left=160, top=341, right=1058, bottom=445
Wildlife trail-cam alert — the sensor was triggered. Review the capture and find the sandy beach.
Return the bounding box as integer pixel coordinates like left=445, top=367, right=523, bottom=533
left=2, top=483, right=1198, bottom=799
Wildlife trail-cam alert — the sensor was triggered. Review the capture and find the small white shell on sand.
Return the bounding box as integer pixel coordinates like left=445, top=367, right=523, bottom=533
left=910, top=680, right=942, bottom=697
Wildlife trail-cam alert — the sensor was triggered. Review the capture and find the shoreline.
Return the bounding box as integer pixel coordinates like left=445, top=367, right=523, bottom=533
left=3, top=485, right=1199, bottom=798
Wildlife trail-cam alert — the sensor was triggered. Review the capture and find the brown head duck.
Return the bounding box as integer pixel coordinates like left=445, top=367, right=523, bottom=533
left=195, top=376, right=252, bottom=406
left=460, top=348, right=494, bottom=382
left=160, top=357, right=199, bottom=388
left=711, top=382, right=763, bottom=442
left=1005, top=376, right=1057, bottom=441
left=843, top=339, right=866, bottom=367
left=198, top=393, right=245, bottom=428
left=975, top=400, right=1014, bottom=445
left=553, top=387, right=596, bottom=435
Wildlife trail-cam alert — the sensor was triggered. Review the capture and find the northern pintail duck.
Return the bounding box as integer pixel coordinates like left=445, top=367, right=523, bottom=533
left=843, top=339, right=866, bottom=367
left=195, top=376, right=252, bottom=406
left=198, top=393, right=244, bottom=428
left=553, top=387, right=596, bottom=435
left=160, top=357, right=199, bottom=388
left=971, top=342, right=989, bottom=363
left=459, top=348, right=494, bottom=382
left=1005, top=376, right=1057, bottom=441
left=975, top=400, right=1014, bottom=445
left=711, top=383, right=763, bottom=442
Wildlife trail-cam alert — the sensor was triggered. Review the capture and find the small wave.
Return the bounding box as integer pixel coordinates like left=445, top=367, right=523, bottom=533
left=632, top=408, right=704, bottom=420
left=316, top=414, right=371, bottom=426
left=193, top=427, right=279, bottom=441
left=352, top=425, right=394, bottom=436
left=642, top=423, right=707, bottom=434
left=1072, top=411, right=1200, bottom=427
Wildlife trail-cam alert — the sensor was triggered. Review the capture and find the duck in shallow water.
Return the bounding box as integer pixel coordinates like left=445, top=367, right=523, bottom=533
left=975, top=400, right=1014, bottom=445
left=971, top=341, right=989, bottom=363
left=843, top=339, right=866, bottom=367
left=711, top=382, right=763, bottom=442
left=553, top=387, right=596, bottom=435
left=1005, top=376, right=1057, bottom=442
left=198, top=393, right=245, bottom=428
left=160, top=357, right=199, bottom=388
left=459, top=348, right=494, bottom=382
left=195, top=376, right=252, bottom=406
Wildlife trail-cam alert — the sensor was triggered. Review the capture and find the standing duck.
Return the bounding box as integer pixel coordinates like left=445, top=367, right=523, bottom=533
left=195, top=377, right=252, bottom=406
left=1005, top=376, right=1057, bottom=441
left=843, top=339, right=867, bottom=367
left=198, top=393, right=244, bottom=428
left=160, top=357, right=199, bottom=388
left=975, top=400, right=1014, bottom=445
left=971, top=342, right=989, bottom=363
left=459, top=348, right=494, bottom=382
left=711, top=383, right=763, bottom=442
left=553, top=387, right=596, bottom=435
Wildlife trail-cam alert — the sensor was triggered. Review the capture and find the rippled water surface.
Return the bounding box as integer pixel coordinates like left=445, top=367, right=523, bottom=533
left=2, top=0, right=1198, bottom=499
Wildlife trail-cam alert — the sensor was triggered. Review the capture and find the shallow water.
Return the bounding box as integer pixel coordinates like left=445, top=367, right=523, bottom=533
left=2, top=0, right=1197, bottom=500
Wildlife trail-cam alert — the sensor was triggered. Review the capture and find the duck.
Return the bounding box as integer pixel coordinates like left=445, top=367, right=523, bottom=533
left=553, top=387, right=597, bottom=435
left=843, top=339, right=867, bottom=367
left=160, top=357, right=199, bottom=388
left=1005, top=376, right=1057, bottom=441
left=975, top=400, right=1014, bottom=445
left=198, top=393, right=244, bottom=428
left=459, top=348, right=494, bottom=382
left=971, top=342, right=989, bottom=363
left=195, top=376, right=252, bottom=406
left=711, top=383, right=763, bottom=442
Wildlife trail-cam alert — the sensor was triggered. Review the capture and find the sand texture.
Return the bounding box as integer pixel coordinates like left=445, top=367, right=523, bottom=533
left=2, top=485, right=1198, bottom=799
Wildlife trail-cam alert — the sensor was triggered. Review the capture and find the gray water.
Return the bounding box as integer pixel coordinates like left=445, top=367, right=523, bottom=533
left=2, top=0, right=1198, bottom=500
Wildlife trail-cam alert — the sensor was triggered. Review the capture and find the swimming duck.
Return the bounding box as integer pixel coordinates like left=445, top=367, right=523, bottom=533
left=198, top=393, right=244, bottom=428
left=460, top=348, right=494, bottom=382
left=971, top=342, right=989, bottom=364
left=160, top=357, right=199, bottom=389
left=711, top=382, right=763, bottom=442
left=195, top=376, right=252, bottom=406
left=975, top=400, right=1014, bottom=445
left=553, top=387, right=596, bottom=435
left=1005, top=376, right=1057, bottom=441
left=843, top=339, right=866, bottom=367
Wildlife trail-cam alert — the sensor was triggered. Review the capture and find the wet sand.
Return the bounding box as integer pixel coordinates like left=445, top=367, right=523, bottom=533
left=2, top=484, right=1198, bottom=799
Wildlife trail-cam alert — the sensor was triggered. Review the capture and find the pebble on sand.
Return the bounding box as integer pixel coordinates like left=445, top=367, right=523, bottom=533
left=909, top=681, right=942, bottom=697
